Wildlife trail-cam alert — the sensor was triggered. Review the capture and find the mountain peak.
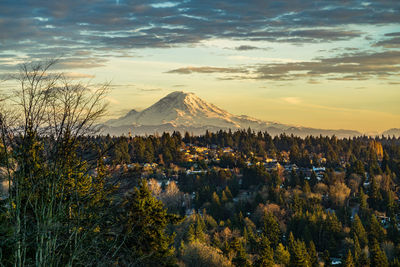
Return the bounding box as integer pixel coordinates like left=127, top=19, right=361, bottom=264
left=165, top=91, right=194, bottom=97
left=106, top=91, right=238, bottom=128
left=103, top=91, right=363, bottom=138
left=161, top=91, right=196, bottom=104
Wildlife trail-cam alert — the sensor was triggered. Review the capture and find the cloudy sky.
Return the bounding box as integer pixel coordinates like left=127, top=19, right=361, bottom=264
left=1, top=0, right=399, bottom=133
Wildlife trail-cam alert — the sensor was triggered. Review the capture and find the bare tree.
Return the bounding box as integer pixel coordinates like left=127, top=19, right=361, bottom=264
left=329, top=182, right=351, bottom=207
left=0, top=60, right=113, bottom=266
left=161, top=181, right=183, bottom=213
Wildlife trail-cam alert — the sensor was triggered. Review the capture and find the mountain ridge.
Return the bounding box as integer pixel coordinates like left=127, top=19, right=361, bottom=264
left=101, top=91, right=388, bottom=137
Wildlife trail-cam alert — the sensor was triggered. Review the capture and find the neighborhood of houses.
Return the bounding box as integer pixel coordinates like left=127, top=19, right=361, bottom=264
left=106, top=142, right=398, bottom=236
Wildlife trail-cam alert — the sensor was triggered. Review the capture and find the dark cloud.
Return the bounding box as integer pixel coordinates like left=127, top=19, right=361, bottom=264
left=166, top=66, right=245, bottom=74
left=0, top=0, right=399, bottom=64
left=235, top=45, right=262, bottom=51
left=385, top=32, right=400, bottom=36
left=288, top=29, right=362, bottom=41
left=167, top=50, right=400, bottom=81
left=374, top=37, right=400, bottom=48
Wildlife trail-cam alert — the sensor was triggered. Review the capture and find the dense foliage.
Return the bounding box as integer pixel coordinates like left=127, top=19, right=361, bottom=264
left=1, top=62, right=400, bottom=266
left=3, top=129, right=398, bottom=266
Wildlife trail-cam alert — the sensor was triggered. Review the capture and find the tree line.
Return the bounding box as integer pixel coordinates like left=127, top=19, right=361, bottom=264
left=0, top=61, right=399, bottom=266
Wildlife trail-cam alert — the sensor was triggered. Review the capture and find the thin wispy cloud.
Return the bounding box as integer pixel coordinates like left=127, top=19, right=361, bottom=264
left=167, top=50, right=400, bottom=81
left=281, top=97, right=302, bottom=105
left=63, top=72, right=95, bottom=79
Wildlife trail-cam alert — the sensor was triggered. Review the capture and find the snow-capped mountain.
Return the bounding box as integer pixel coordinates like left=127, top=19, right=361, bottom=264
left=102, top=91, right=361, bottom=137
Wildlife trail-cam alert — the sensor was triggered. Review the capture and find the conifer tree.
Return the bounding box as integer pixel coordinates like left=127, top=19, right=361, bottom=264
left=351, top=214, right=368, bottom=248
left=369, top=177, right=383, bottom=209
left=0, top=60, right=116, bottom=266
left=352, top=235, right=361, bottom=265
left=224, top=186, right=233, bottom=200
left=221, top=191, right=228, bottom=203
left=369, top=215, right=386, bottom=243
left=195, top=221, right=207, bottom=243
left=246, top=225, right=258, bottom=254
left=255, top=235, right=274, bottom=267
left=342, top=250, right=354, bottom=267
left=370, top=239, right=389, bottom=267
left=262, top=212, right=281, bottom=248
left=391, top=258, right=400, bottom=267
left=359, top=188, right=369, bottom=212
left=274, top=243, right=290, bottom=266
left=288, top=233, right=310, bottom=267
left=187, top=224, right=196, bottom=243
left=231, top=238, right=251, bottom=267
left=323, top=250, right=331, bottom=267
left=118, top=179, right=182, bottom=266
left=308, top=241, right=318, bottom=267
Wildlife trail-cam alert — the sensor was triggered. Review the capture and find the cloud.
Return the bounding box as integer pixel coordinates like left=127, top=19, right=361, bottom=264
left=374, top=37, right=400, bottom=48
left=308, top=79, right=320, bottom=84
left=105, top=96, right=120, bottom=105
left=63, top=72, right=95, bottom=79
left=282, top=97, right=301, bottom=104
left=0, top=0, right=399, bottom=64
left=288, top=29, right=362, bottom=41
left=138, top=88, right=163, bottom=92
left=109, top=84, right=137, bottom=88
left=55, top=58, right=108, bottom=69
left=235, top=45, right=262, bottom=51
left=228, top=56, right=303, bottom=63
left=166, top=50, right=400, bottom=81
left=385, top=32, right=400, bottom=37
left=166, top=66, right=245, bottom=74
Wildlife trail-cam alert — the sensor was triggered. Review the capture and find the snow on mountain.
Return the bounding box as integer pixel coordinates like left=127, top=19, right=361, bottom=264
left=106, top=91, right=280, bottom=129
left=102, top=91, right=361, bottom=137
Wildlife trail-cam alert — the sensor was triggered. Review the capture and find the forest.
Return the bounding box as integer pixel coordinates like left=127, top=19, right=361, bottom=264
left=1, top=62, right=400, bottom=266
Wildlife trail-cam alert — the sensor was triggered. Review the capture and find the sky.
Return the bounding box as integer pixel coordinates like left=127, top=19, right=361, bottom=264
left=0, top=0, right=399, bottom=133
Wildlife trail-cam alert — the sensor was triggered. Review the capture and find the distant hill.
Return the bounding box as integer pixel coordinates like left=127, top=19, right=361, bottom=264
left=101, top=91, right=363, bottom=137
left=382, top=128, right=400, bottom=137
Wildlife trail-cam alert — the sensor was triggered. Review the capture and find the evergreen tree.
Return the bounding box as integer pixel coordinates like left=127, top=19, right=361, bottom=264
left=358, top=188, right=369, bottom=217
left=221, top=191, right=229, bottom=203
left=113, top=138, right=130, bottom=164
left=0, top=60, right=115, bottom=266
left=275, top=243, right=290, bottom=266
left=262, top=212, right=281, bottom=248
left=391, top=258, right=400, bottom=267
left=369, top=177, right=383, bottom=210
left=310, top=171, right=318, bottom=187
left=343, top=250, right=355, bottom=267
left=352, top=235, right=361, bottom=265
left=369, top=215, right=386, bottom=243
left=370, top=239, right=389, bottom=267
left=231, top=238, right=251, bottom=267
left=118, top=179, right=182, bottom=266
left=351, top=214, right=368, bottom=248
left=323, top=250, right=331, bottom=267
left=288, top=233, right=310, bottom=267
left=255, top=235, right=274, bottom=267
left=246, top=225, right=259, bottom=254
left=308, top=241, right=318, bottom=267
left=195, top=221, right=207, bottom=243
left=187, top=224, right=196, bottom=243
